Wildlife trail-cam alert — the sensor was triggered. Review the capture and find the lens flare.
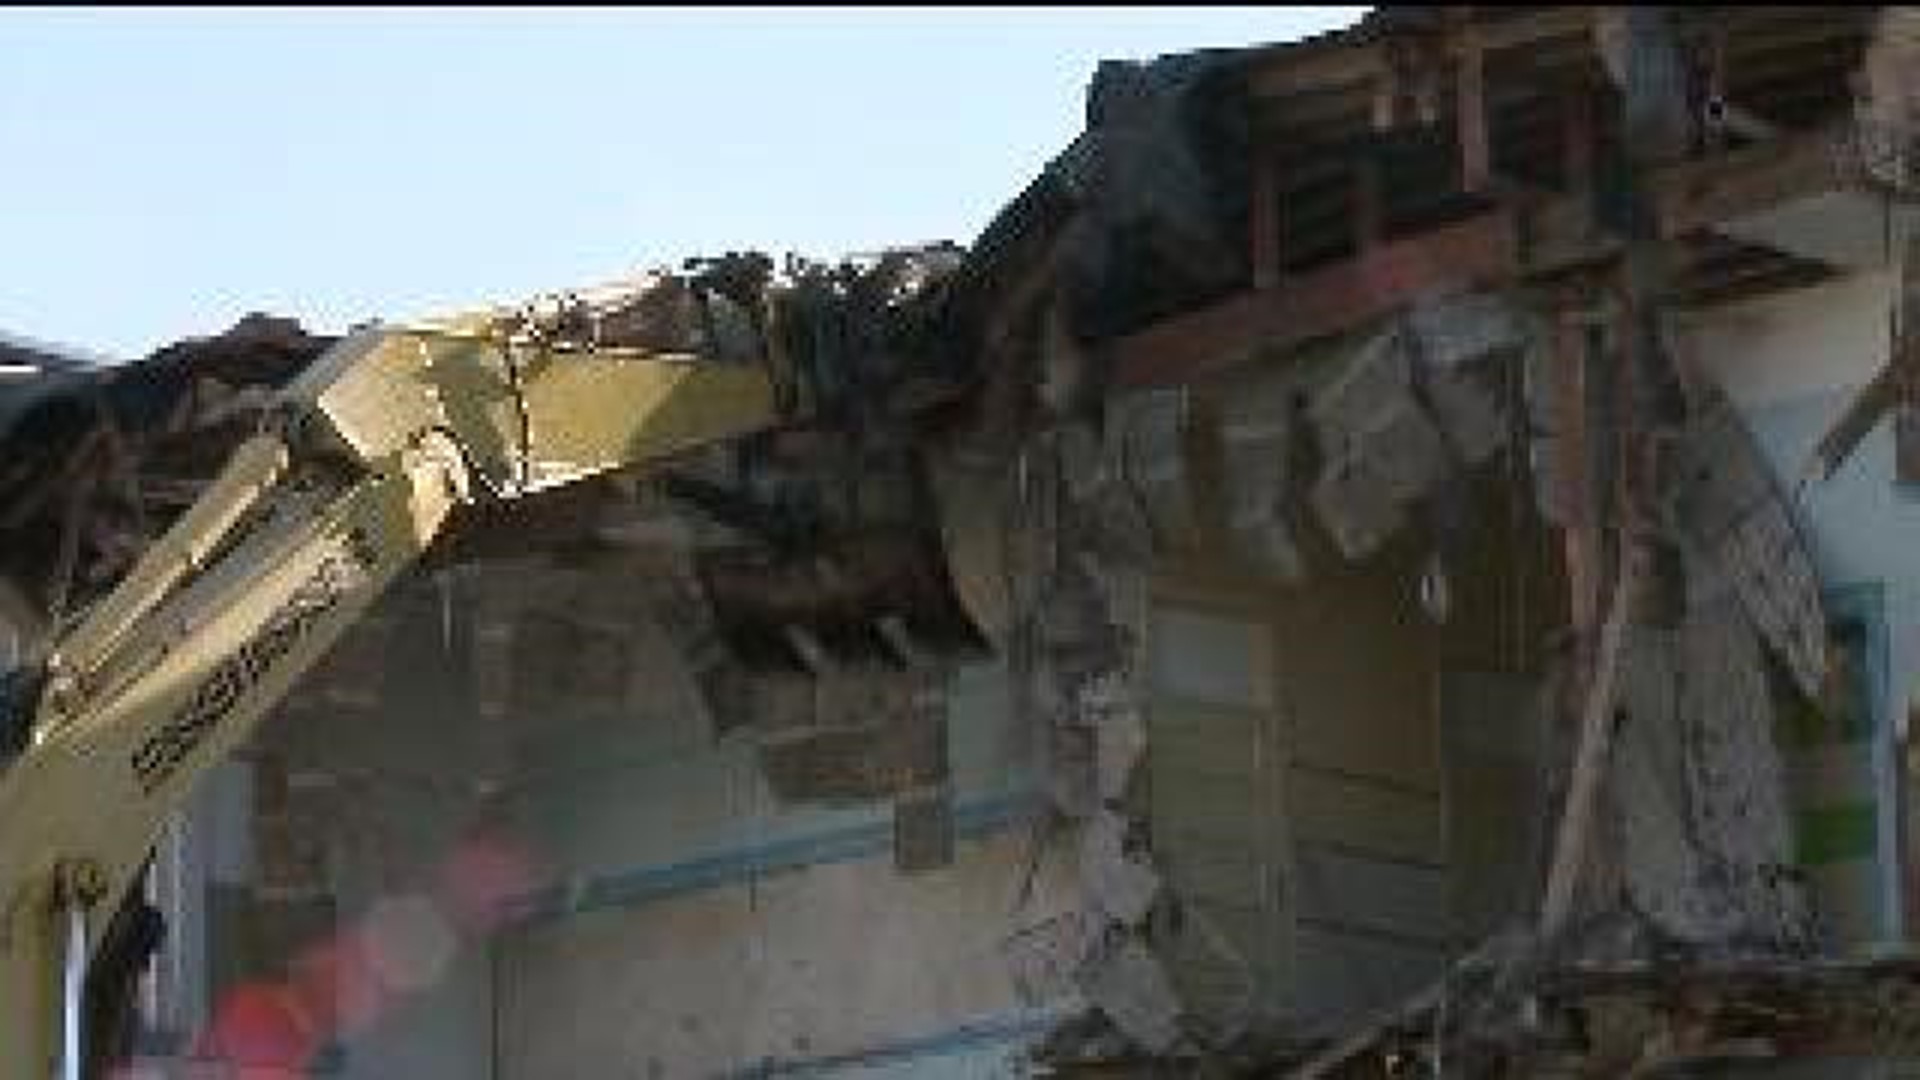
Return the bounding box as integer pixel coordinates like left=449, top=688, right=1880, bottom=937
left=195, top=981, right=318, bottom=1072
left=150, top=826, right=550, bottom=1074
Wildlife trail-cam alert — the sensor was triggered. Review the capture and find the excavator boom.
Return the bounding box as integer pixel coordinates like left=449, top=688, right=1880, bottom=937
left=0, top=300, right=780, bottom=1078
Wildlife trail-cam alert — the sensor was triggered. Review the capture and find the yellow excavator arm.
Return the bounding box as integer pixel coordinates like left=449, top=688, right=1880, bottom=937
left=0, top=296, right=780, bottom=1078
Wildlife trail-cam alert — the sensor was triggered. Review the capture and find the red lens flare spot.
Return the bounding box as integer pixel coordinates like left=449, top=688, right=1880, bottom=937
left=197, top=981, right=318, bottom=1072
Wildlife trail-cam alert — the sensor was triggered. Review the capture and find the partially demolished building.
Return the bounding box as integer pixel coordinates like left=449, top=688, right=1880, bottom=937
left=6, top=5, right=1920, bottom=1077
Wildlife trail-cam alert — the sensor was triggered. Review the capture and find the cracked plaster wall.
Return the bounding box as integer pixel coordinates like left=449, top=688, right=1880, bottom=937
left=1686, top=268, right=1916, bottom=948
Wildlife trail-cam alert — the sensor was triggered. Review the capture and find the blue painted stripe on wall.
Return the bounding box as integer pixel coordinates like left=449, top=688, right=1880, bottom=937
left=514, top=789, right=1041, bottom=926
left=722, top=1009, right=1063, bottom=1078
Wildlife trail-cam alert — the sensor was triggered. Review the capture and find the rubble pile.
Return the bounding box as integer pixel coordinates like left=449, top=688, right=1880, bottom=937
left=0, top=315, right=330, bottom=634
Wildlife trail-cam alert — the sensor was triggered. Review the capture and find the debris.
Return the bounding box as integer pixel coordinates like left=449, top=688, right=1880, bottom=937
left=1853, top=7, right=1920, bottom=193
left=1217, top=365, right=1312, bottom=583
left=1047, top=724, right=1102, bottom=821
left=1076, top=934, right=1184, bottom=1054
left=1674, top=558, right=1809, bottom=948
left=1117, top=388, right=1199, bottom=553
left=1006, top=909, right=1096, bottom=1007
left=1404, top=292, right=1529, bottom=373
left=1407, top=294, right=1518, bottom=469
left=1079, top=809, right=1161, bottom=926
left=1304, top=294, right=1524, bottom=563
left=1676, top=378, right=1828, bottom=700
left=1089, top=685, right=1147, bottom=802
left=1309, top=345, right=1451, bottom=559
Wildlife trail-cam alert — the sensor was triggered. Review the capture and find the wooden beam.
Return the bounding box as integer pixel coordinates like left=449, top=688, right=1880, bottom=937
left=1353, top=158, right=1385, bottom=250
left=1246, top=7, right=1598, bottom=102
left=1723, top=7, right=1879, bottom=57
left=1563, top=81, right=1598, bottom=192
left=1552, top=297, right=1602, bottom=637
left=1539, top=549, right=1639, bottom=940
left=1458, top=23, right=1491, bottom=192
left=1471, top=6, right=1600, bottom=54
left=1116, top=126, right=1849, bottom=392
left=1656, top=126, right=1845, bottom=237
left=1248, top=44, right=1391, bottom=102
left=1370, top=67, right=1398, bottom=132
left=1114, top=211, right=1521, bottom=388
left=1252, top=151, right=1284, bottom=289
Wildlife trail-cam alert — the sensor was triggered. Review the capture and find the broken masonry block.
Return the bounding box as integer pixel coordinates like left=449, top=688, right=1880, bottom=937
left=1307, top=325, right=1457, bottom=560
left=1075, top=667, right=1137, bottom=714
left=1075, top=934, right=1184, bottom=1054
left=1405, top=291, right=1529, bottom=372
left=1080, top=808, right=1161, bottom=925
left=1068, top=485, right=1156, bottom=569
left=1310, top=329, right=1413, bottom=454
left=1422, top=365, right=1508, bottom=466
left=1118, top=389, right=1200, bottom=553
left=1352, top=399, right=1453, bottom=508
left=1218, top=388, right=1314, bottom=582
left=1674, top=381, right=1826, bottom=700
left=1310, top=453, right=1408, bottom=561
left=1049, top=625, right=1130, bottom=689
left=1522, top=323, right=1571, bottom=526
left=1095, top=705, right=1148, bottom=802
left=1048, top=725, right=1100, bottom=820
left=1058, top=419, right=1111, bottom=504
left=1092, top=564, right=1149, bottom=643
left=1302, top=294, right=1530, bottom=562
left=1039, top=576, right=1111, bottom=650
left=1004, top=909, right=1096, bottom=1007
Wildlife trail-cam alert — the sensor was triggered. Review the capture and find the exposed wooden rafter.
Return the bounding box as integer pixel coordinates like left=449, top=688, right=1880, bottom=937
left=1119, top=120, right=1852, bottom=389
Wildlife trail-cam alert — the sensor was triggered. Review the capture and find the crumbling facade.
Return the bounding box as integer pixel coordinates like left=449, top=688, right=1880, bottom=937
left=7, top=5, right=1920, bottom=1077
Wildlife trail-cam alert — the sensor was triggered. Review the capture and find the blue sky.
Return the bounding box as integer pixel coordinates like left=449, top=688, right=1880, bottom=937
left=0, top=6, right=1364, bottom=357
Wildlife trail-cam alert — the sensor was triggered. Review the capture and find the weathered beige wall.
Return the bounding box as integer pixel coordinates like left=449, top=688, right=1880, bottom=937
left=471, top=549, right=1055, bottom=1077
left=499, top=829, right=1072, bottom=1079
